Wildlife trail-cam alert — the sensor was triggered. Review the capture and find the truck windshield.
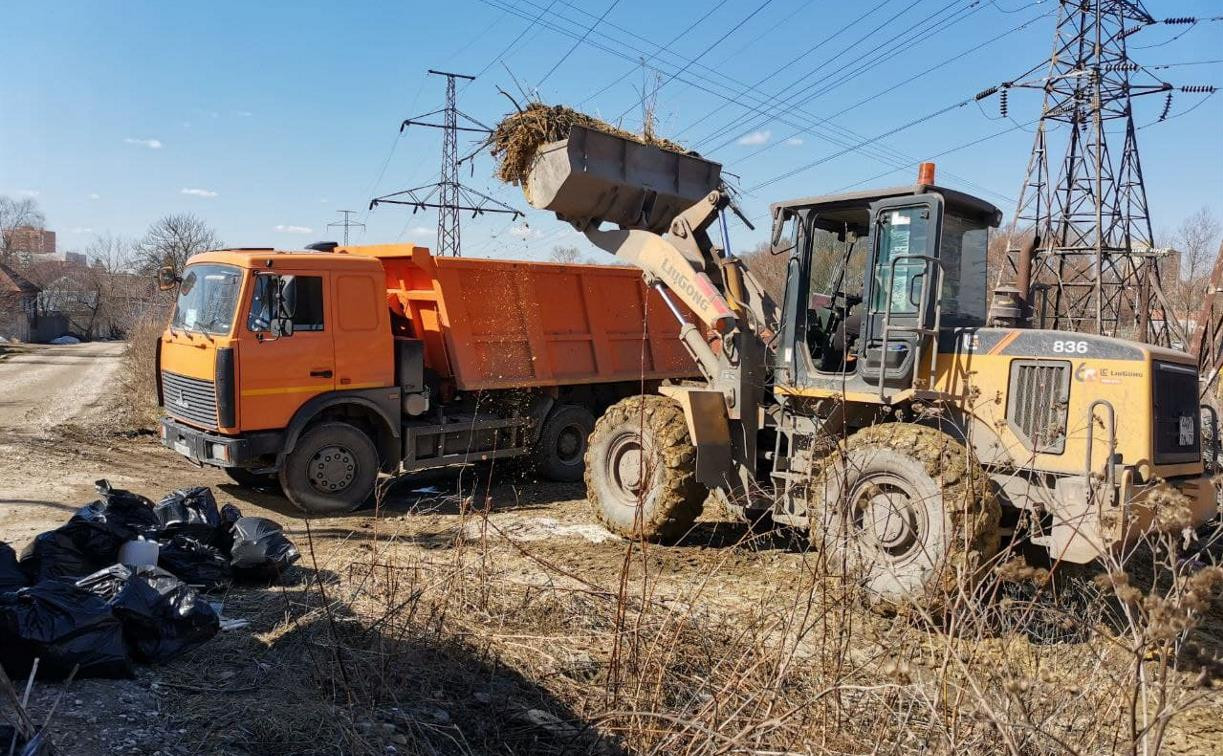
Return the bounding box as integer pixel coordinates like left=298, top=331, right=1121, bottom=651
left=170, top=264, right=241, bottom=335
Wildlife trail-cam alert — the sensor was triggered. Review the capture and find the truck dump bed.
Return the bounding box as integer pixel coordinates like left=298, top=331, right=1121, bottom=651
left=341, top=244, right=697, bottom=392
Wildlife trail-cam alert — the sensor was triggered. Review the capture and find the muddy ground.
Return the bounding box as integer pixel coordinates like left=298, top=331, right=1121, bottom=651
left=2, top=343, right=1223, bottom=754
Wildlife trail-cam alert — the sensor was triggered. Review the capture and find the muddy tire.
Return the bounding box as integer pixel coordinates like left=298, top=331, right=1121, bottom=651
left=810, top=423, right=1000, bottom=615
left=224, top=467, right=279, bottom=490
left=279, top=421, right=379, bottom=515
left=533, top=404, right=596, bottom=482
left=584, top=395, right=704, bottom=542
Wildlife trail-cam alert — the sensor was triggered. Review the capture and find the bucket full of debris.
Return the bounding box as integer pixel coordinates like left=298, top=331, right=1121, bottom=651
left=489, top=103, right=721, bottom=234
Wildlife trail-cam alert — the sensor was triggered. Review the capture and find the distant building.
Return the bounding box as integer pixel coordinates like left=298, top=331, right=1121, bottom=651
left=0, top=260, right=64, bottom=341
left=2, top=226, right=56, bottom=260
left=64, top=251, right=87, bottom=266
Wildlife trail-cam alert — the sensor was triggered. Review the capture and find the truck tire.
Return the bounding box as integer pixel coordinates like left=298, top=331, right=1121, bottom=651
left=584, top=395, right=704, bottom=542
left=279, top=421, right=379, bottom=515
left=224, top=467, right=279, bottom=490
left=810, top=423, right=1000, bottom=615
left=533, top=404, right=596, bottom=482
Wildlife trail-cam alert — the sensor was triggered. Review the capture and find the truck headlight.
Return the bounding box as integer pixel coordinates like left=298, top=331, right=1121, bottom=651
left=209, top=443, right=230, bottom=462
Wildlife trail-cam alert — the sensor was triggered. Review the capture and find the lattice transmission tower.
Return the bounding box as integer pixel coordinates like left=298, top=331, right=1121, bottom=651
left=371, top=70, right=521, bottom=257
left=1009, top=0, right=1180, bottom=345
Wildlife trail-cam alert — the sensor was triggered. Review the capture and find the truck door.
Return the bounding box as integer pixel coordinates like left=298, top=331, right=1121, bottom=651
left=859, top=195, right=943, bottom=389
left=239, top=271, right=336, bottom=431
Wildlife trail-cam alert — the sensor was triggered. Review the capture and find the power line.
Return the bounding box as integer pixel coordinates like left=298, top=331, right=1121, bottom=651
left=477, top=0, right=1005, bottom=199
left=611, top=0, right=776, bottom=122
left=537, top=0, right=622, bottom=89
left=693, top=0, right=983, bottom=151
left=577, top=0, right=733, bottom=108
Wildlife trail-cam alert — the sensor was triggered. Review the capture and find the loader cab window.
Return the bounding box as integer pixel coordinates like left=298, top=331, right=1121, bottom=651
left=938, top=212, right=989, bottom=325
left=800, top=219, right=869, bottom=373
left=870, top=207, right=931, bottom=316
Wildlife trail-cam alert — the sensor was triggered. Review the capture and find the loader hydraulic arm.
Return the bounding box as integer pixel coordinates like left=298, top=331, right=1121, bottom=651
left=582, top=189, right=778, bottom=385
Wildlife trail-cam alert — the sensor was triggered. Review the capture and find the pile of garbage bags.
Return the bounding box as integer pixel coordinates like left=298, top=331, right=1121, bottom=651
left=0, top=481, right=300, bottom=680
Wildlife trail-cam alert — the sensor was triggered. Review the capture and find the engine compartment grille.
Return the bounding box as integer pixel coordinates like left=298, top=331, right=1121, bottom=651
left=1153, top=361, right=1200, bottom=464
left=161, top=371, right=218, bottom=429
left=1007, top=360, right=1070, bottom=454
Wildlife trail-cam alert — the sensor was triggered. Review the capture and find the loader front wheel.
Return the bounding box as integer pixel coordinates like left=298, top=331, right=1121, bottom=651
left=810, top=423, right=1000, bottom=615
left=585, top=395, right=705, bottom=542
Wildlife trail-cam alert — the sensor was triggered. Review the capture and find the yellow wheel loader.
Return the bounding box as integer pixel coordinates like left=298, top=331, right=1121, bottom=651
left=518, top=125, right=1217, bottom=612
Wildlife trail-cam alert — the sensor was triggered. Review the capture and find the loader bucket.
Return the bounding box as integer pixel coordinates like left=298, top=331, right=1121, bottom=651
left=523, top=125, right=722, bottom=234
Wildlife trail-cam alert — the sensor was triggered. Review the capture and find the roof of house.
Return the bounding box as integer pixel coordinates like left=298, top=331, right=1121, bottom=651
left=0, top=261, right=41, bottom=295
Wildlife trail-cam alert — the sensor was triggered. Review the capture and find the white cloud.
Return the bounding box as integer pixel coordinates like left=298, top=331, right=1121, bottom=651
left=784, top=137, right=804, bottom=147
left=407, top=226, right=433, bottom=236
left=508, top=224, right=538, bottom=239
left=125, top=137, right=163, bottom=149
left=234, top=110, right=253, bottom=117
left=274, top=224, right=314, bottom=234
left=737, top=130, right=771, bottom=146
left=88, top=193, right=101, bottom=200
left=16, top=189, right=39, bottom=198
left=181, top=187, right=218, bottom=198
left=68, top=227, right=94, bottom=234
left=319, top=198, right=329, bottom=204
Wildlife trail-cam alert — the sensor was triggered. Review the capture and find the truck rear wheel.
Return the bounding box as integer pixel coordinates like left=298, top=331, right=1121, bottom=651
left=279, top=421, right=379, bottom=515
left=810, top=423, right=1000, bottom=615
left=533, top=404, right=596, bottom=482
left=585, top=395, right=704, bottom=542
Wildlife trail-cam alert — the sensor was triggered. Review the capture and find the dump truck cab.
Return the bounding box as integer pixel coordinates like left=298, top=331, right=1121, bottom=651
left=158, top=249, right=402, bottom=496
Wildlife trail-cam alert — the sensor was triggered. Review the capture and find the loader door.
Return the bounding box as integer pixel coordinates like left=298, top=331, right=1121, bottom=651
left=860, top=195, right=943, bottom=389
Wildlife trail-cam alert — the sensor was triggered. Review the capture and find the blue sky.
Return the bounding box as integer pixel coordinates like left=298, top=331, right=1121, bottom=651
left=1, top=0, right=1220, bottom=262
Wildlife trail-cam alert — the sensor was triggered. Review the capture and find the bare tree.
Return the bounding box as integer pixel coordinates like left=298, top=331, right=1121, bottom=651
left=0, top=195, right=47, bottom=263
left=550, top=245, right=582, bottom=264
left=1167, top=207, right=1223, bottom=338
left=135, top=213, right=222, bottom=276
left=741, top=240, right=788, bottom=301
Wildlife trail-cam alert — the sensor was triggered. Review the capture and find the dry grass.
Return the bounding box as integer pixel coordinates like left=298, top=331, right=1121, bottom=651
left=488, top=102, right=687, bottom=186
left=149, top=482, right=1223, bottom=756
left=110, top=309, right=167, bottom=434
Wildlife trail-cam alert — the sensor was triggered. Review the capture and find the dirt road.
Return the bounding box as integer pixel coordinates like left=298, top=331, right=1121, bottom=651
left=0, top=341, right=125, bottom=430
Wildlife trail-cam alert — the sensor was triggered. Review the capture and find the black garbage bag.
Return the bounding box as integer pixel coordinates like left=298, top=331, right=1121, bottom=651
left=76, top=564, right=219, bottom=664
left=157, top=534, right=231, bottom=592
left=0, top=580, right=131, bottom=680
left=220, top=503, right=244, bottom=528
left=0, top=542, right=28, bottom=594
left=230, top=517, right=300, bottom=581
left=19, top=480, right=160, bottom=583
left=155, top=487, right=221, bottom=529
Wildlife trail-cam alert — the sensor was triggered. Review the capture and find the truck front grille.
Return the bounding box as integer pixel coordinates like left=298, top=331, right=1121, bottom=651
left=1153, top=361, right=1200, bottom=464
left=1007, top=360, right=1070, bottom=454
left=162, top=371, right=218, bottom=429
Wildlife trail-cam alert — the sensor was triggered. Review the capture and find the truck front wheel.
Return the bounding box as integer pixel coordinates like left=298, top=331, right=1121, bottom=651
left=279, top=421, right=379, bottom=515
left=585, top=395, right=705, bottom=542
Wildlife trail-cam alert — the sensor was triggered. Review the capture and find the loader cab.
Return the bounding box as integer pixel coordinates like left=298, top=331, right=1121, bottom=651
left=772, top=179, right=1001, bottom=393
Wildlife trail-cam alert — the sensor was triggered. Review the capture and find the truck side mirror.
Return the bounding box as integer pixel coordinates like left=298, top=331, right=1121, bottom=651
left=156, top=266, right=180, bottom=291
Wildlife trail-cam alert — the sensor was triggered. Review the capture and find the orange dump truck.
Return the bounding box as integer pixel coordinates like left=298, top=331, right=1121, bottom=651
left=156, top=243, right=696, bottom=513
